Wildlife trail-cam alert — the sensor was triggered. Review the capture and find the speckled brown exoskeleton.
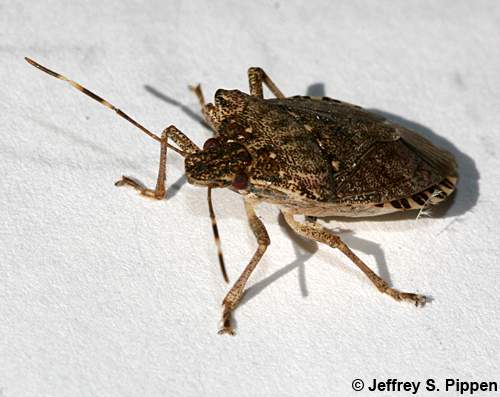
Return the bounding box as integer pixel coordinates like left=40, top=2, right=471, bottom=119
left=25, top=58, right=458, bottom=335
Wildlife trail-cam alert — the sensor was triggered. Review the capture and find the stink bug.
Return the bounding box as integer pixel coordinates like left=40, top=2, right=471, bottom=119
left=25, top=58, right=458, bottom=335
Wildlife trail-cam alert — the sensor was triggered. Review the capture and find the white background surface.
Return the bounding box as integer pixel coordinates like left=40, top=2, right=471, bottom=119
left=1, top=1, right=498, bottom=396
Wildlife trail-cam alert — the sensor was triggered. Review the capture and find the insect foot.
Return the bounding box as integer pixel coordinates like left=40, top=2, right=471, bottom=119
left=384, top=287, right=427, bottom=307
left=115, top=176, right=165, bottom=200
left=218, top=304, right=236, bottom=336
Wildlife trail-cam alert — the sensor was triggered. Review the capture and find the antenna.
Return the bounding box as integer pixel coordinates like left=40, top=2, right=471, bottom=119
left=25, top=57, right=184, bottom=156
left=208, top=187, right=228, bottom=283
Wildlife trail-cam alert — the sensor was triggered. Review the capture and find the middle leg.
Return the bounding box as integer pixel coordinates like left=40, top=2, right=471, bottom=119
left=248, top=67, right=285, bottom=99
left=189, top=84, right=218, bottom=132
left=219, top=198, right=270, bottom=335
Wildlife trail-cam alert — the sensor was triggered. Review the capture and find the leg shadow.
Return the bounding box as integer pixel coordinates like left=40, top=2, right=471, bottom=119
left=240, top=213, right=318, bottom=306
left=329, top=227, right=392, bottom=286
left=144, top=85, right=210, bottom=129
left=241, top=213, right=393, bottom=306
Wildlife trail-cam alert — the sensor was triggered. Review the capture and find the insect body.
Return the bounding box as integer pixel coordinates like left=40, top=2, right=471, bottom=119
left=26, top=59, right=457, bottom=335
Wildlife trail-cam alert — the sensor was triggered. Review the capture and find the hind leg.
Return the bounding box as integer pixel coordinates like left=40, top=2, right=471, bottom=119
left=283, top=211, right=426, bottom=306
left=218, top=199, right=270, bottom=335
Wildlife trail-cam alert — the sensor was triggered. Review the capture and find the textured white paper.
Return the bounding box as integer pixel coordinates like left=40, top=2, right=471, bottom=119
left=1, top=1, right=498, bottom=396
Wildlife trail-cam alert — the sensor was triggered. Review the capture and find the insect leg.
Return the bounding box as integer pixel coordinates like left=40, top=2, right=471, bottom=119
left=282, top=211, right=427, bottom=307
left=24, top=58, right=201, bottom=199
left=219, top=199, right=270, bottom=335
left=115, top=125, right=200, bottom=199
left=248, top=67, right=285, bottom=99
left=188, top=84, right=218, bottom=132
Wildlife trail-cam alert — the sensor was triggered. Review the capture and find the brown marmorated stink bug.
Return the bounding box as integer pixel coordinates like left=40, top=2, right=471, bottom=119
left=25, top=58, right=458, bottom=335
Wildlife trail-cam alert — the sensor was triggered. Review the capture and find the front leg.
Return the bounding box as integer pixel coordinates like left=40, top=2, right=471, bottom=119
left=115, top=125, right=199, bottom=200
left=188, top=84, right=219, bottom=133
left=219, top=199, right=270, bottom=335
left=282, top=211, right=427, bottom=306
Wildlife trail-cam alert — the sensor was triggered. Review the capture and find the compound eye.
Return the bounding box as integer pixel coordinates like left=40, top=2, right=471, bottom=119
left=203, top=138, right=220, bottom=150
left=232, top=173, right=248, bottom=190
left=236, top=149, right=252, bottom=164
